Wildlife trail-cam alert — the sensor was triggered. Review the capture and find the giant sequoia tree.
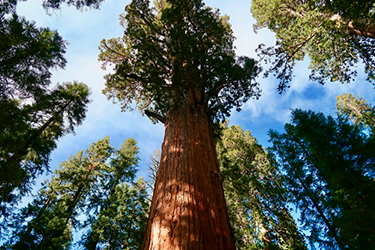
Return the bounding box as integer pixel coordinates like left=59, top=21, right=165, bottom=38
left=99, top=0, right=260, bottom=249
left=251, top=0, right=375, bottom=91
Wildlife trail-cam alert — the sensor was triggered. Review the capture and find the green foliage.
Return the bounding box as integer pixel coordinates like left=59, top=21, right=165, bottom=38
left=336, top=93, right=375, bottom=134
left=217, top=124, right=306, bottom=250
left=9, top=137, right=114, bottom=249
left=251, top=0, right=375, bottom=91
left=0, top=4, right=91, bottom=221
left=81, top=138, right=149, bottom=250
left=8, top=137, right=148, bottom=249
left=269, top=107, right=375, bottom=249
left=0, top=14, right=66, bottom=99
left=39, top=0, right=104, bottom=10
left=0, top=82, right=91, bottom=223
left=99, top=0, right=260, bottom=122
left=81, top=178, right=149, bottom=250
left=0, top=0, right=104, bottom=13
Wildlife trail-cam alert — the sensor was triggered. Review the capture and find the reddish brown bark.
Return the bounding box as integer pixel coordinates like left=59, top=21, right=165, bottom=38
left=142, top=102, right=235, bottom=250
left=330, top=14, right=375, bottom=39
left=347, top=21, right=375, bottom=39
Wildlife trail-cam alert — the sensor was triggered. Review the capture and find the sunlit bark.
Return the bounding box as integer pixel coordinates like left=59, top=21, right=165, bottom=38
left=142, top=98, right=235, bottom=250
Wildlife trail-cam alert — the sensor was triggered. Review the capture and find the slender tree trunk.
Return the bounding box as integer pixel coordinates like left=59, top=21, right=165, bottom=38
left=142, top=102, right=235, bottom=250
left=25, top=180, right=63, bottom=235
left=295, top=174, right=346, bottom=250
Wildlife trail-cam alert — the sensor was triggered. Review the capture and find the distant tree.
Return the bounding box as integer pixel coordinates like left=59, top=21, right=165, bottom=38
left=99, top=0, right=260, bottom=248
left=8, top=137, right=146, bottom=249
left=81, top=138, right=149, bottom=250
left=9, top=137, right=113, bottom=249
left=269, top=108, right=375, bottom=249
left=145, top=149, right=161, bottom=192
left=217, top=124, right=307, bottom=250
left=82, top=178, right=149, bottom=250
left=251, top=0, right=375, bottom=91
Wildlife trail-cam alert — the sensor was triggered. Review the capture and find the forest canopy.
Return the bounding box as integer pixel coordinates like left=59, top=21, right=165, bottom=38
left=251, top=0, right=375, bottom=92
left=1, top=0, right=375, bottom=249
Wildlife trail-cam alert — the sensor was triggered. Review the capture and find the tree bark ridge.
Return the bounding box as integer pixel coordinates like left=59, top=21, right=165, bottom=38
left=142, top=103, right=235, bottom=250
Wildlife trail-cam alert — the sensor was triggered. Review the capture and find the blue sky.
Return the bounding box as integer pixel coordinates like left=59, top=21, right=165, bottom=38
left=15, top=0, right=375, bottom=238
left=16, top=0, right=375, bottom=189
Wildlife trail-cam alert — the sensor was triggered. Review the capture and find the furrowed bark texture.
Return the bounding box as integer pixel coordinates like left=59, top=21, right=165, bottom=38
left=142, top=103, right=235, bottom=250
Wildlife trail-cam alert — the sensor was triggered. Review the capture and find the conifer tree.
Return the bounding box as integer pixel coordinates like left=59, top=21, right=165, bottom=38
left=81, top=138, right=149, bottom=250
left=99, top=0, right=260, bottom=248
left=82, top=178, right=149, bottom=250
left=0, top=82, right=91, bottom=225
left=336, top=93, right=375, bottom=134
left=269, top=108, right=375, bottom=249
left=10, top=137, right=113, bottom=249
left=251, top=0, right=375, bottom=91
left=7, top=137, right=148, bottom=249
left=0, top=0, right=92, bottom=218
left=217, top=124, right=307, bottom=250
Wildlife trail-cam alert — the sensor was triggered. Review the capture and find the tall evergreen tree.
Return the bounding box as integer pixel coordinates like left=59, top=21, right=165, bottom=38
left=217, top=124, right=307, bottom=250
left=9, top=137, right=113, bottom=249
left=251, top=0, right=375, bottom=91
left=0, top=81, right=91, bottom=224
left=81, top=138, right=149, bottom=250
left=269, top=108, right=375, bottom=249
left=0, top=13, right=66, bottom=99
left=82, top=178, right=149, bottom=250
left=99, top=0, right=260, bottom=248
left=8, top=137, right=147, bottom=249
left=0, top=0, right=92, bottom=220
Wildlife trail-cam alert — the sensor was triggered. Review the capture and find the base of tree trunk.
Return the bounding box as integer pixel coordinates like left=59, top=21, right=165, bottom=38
left=142, top=104, right=235, bottom=250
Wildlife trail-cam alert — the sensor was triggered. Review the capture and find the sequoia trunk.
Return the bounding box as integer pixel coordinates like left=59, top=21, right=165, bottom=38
left=142, top=103, right=235, bottom=250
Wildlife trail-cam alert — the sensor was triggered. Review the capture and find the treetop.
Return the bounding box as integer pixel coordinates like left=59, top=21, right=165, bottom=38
left=100, top=0, right=260, bottom=122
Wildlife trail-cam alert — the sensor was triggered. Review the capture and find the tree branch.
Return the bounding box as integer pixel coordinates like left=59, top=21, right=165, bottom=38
left=144, top=110, right=166, bottom=124
left=330, top=14, right=375, bottom=39
left=281, top=4, right=375, bottom=39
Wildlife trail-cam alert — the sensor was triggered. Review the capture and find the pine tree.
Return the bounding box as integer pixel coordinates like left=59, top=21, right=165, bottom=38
left=7, top=137, right=148, bottom=249
left=81, top=138, right=149, bottom=250
left=9, top=137, right=114, bottom=249
left=217, top=124, right=307, bottom=250
left=0, top=82, right=91, bottom=226
left=269, top=108, right=375, bottom=249
left=336, top=93, right=375, bottom=134
left=1, top=0, right=93, bottom=218
left=82, top=178, right=149, bottom=250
